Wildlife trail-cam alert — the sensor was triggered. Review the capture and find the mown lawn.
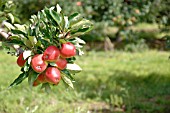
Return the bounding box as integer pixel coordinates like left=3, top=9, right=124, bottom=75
left=0, top=50, right=170, bottom=113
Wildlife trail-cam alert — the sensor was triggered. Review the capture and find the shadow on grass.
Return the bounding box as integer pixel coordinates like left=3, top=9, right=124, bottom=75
left=75, top=70, right=170, bottom=113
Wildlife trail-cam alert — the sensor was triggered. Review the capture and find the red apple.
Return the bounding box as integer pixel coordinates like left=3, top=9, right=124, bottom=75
left=76, top=1, right=82, bottom=6
left=60, top=42, right=76, bottom=58
left=33, top=73, right=46, bottom=87
left=45, top=67, right=61, bottom=85
left=31, top=54, right=48, bottom=73
left=37, top=73, right=47, bottom=83
left=42, top=45, right=60, bottom=62
left=33, top=80, right=40, bottom=87
left=17, top=53, right=27, bottom=67
left=55, top=57, right=67, bottom=70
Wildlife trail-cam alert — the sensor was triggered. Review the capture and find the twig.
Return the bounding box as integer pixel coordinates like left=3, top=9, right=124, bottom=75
left=0, top=28, right=23, bottom=55
left=0, top=28, right=10, bottom=39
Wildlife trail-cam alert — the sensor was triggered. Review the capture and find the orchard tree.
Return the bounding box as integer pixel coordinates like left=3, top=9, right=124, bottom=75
left=3, top=0, right=169, bottom=46
left=55, top=0, right=170, bottom=50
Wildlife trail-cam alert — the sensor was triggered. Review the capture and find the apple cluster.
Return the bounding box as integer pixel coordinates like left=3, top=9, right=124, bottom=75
left=16, top=42, right=76, bottom=86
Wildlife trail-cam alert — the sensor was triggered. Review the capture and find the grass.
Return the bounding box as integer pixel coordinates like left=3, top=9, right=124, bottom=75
left=0, top=50, right=170, bottom=113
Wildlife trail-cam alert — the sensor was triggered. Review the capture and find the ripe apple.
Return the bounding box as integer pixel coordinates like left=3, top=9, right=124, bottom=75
left=17, top=53, right=27, bottom=67
left=33, top=73, right=46, bottom=87
left=31, top=54, right=48, bottom=73
left=76, top=1, right=82, bottom=6
left=60, top=42, right=76, bottom=58
left=55, top=57, right=67, bottom=70
left=37, top=73, right=47, bottom=83
left=42, top=45, right=60, bottom=62
left=45, top=67, right=61, bottom=85
left=33, top=80, right=40, bottom=87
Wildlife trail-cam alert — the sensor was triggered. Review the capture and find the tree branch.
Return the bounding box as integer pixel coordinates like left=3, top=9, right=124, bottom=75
left=0, top=28, right=23, bottom=55
left=0, top=28, right=10, bottom=39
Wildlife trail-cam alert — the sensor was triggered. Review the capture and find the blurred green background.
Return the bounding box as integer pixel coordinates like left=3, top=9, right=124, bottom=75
left=0, top=0, right=170, bottom=112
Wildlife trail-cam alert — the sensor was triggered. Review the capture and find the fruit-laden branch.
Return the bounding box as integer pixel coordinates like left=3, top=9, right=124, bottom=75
left=0, top=28, right=23, bottom=54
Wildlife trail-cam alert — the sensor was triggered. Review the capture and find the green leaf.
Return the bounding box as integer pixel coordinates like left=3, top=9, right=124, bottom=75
left=74, top=43, right=83, bottom=48
left=30, top=14, right=38, bottom=23
left=66, top=63, right=82, bottom=73
left=28, top=36, right=37, bottom=46
left=3, top=21, right=15, bottom=30
left=10, top=36, right=20, bottom=40
left=35, top=40, right=43, bottom=48
left=61, top=73, right=74, bottom=89
left=14, top=16, right=21, bottom=23
left=11, top=29, right=27, bottom=38
left=69, top=19, right=93, bottom=38
left=28, top=70, right=39, bottom=88
left=7, top=13, right=14, bottom=23
left=68, top=13, right=79, bottom=21
left=41, top=83, right=51, bottom=93
left=9, top=36, right=23, bottom=44
left=75, top=37, right=86, bottom=44
left=61, top=69, right=75, bottom=81
left=61, top=13, right=65, bottom=31
left=23, top=39, right=33, bottom=48
left=70, top=26, right=93, bottom=38
left=14, top=24, right=26, bottom=33
left=64, top=16, right=69, bottom=30
left=56, top=4, right=62, bottom=13
left=4, top=39, right=25, bottom=46
left=0, top=17, right=7, bottom=22
left=23, top=60, right=30, bottom=72
left=77, top=48, right=84, bottom=56
left=9, top=72, right=28, bottom=88
left=59, top=39, right=67, bottom=44
left=71, top=19, right=93, bottom=30
left=66, top=57, right=76, bottom=64
left=69, top=13, right=83, bottom=26
left=43, top=8, right=57, bottom=26
left=23, top=50, right=32, bottom=60
left=49, top=62, right=57, bottom=67
left=27, top=57, right=32, bottom=65
left=49, top=8, right=61, bottom=27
